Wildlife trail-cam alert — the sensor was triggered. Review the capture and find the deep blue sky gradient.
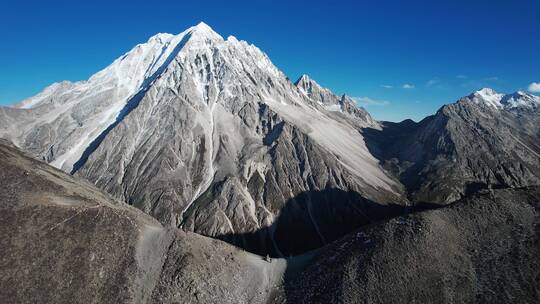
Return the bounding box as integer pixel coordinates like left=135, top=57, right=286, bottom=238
left=1, top=0, right=539, bottom=121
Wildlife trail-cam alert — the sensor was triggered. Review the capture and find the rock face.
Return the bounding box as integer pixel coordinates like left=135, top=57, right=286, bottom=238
left=282, top=186, right=540, bottom=303
left=1, top=23, right=539, bottom=258
left=295, top=74, right=377, bottom=126
left=0, top=140, right=288, bottom=304
left=2, top=141, right=538, bottom=304
left=0, top=23, right=404, bottom=256
left=364, top=88, right=540, bottom=204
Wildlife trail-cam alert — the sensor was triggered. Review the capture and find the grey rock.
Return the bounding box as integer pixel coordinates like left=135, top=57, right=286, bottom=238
left=364, top=89, right=540, bottom=204
left=1, top=23, right=539, bottom=259
left=0, top=141, right=288, bottom=304
left=0, top=23, right=403, bottom=256
left=1, top=130, right=539, bottom=303
left=282, top=186, right=540, bottom=303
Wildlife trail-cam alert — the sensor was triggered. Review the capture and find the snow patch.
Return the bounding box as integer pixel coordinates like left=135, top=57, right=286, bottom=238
left=471, top=88, right=504, bottom=108
left=469, top=88, right=540, bottom=110
left=263, top=97, right=396, bottom=192
left=325, top=104, right=342, bottom=112
left=44, top=28, right=193, bottom=171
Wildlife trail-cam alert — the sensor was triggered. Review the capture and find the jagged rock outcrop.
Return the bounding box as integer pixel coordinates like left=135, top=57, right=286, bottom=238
left=363, top=88, right=540, bottom=204
left=295, top=74, right=377, bottom=126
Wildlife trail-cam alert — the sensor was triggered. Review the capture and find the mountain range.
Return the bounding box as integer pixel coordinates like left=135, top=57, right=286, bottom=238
left=1, top=23, right=539, bottom=303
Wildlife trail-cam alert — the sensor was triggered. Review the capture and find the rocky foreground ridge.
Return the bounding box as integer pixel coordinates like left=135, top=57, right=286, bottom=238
left=1, top=140, right=539, bottom=303
left=0, top=22, right=539, bottom=303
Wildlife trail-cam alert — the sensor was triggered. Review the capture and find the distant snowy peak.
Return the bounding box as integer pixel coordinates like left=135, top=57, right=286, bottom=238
left=294, top=74, right=340, bottom=106
left=500, top=91, right=540, bottom=110
left=468, top=88, right=539, bottom=110
left=292, top=75, right=376, bottom=126
left=295, top=74, right=326, bottom=95
left=469, top=88, right=505, bottom=108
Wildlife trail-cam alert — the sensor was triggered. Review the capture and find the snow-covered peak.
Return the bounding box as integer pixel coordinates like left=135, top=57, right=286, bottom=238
left=295, top=74, right=317, bottom=87
left=192, top=21, right=214, bottom=32
left=187, top=22, right=223, bottom=42
left=469, top=88, right=504, bottom=108
left=294, top=74, right=312, bottom=85
left=466, top=88, right=539, bottom=111
left=295, top=74, right=328, bottom=97
left=476, top=87, right=498, bottom=95
left=500, top=91, right=540, bottom=109
left=2, top=21, right=397, bottom=196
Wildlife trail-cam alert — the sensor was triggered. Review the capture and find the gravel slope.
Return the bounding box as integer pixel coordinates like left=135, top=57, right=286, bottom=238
left=281, top=187, right=540, bottom=303
left=0, top=141, right=289, bottom=304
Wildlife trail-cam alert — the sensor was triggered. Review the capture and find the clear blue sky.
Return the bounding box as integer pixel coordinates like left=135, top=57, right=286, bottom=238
left=1, top=0, right=539, bottom=121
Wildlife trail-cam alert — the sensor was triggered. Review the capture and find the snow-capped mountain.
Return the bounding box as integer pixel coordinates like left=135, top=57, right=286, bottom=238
left=365, top=87, right=540, bottom=204
left=2, top=20, right=540, bottom=304
left=468, top=88, right=540, bottom=110
left=1, top=22, right=539, bottom=256
left=0, top=22, right=403, bottom=255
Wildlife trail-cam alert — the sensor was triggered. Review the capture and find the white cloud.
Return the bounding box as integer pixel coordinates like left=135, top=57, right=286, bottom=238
left=528, top=82, right=540, bottom=93
left=426, top=78, right=440, bottom=87
left=352, top=96, right=390, bottom=107
left=484, top=76, right=499, bottom=81
left=402, top=84, right=415, bottom=89
left=381, top=85, right=393, bottom=89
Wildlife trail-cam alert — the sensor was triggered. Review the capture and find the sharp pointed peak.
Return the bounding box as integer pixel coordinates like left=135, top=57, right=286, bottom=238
left=188, top=21, right=223, bottom=40
left=193, top=21, right=212, bottom=31
left=470, top=87, right=503, bottom=100
left=294, top=74, right=322, bottom=87
left=294, top=74, right=310, bottom=85
left=143, top=22, right=221, bottom=44
left=466, top=87, right=504, bottom=108
left=474, top=87, right=499, bottom=95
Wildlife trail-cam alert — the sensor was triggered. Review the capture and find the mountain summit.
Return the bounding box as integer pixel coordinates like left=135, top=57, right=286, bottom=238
left=0, top=23, right=398, bottom=256
left=468, top=87, right=540, bottom=110
left=0, top=23, right=539, bottom=257
left=1, top=22, right=540, bottom=304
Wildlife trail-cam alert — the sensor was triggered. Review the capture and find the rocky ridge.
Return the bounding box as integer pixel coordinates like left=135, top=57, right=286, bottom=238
left=0, top=23, right=539, bottom=259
